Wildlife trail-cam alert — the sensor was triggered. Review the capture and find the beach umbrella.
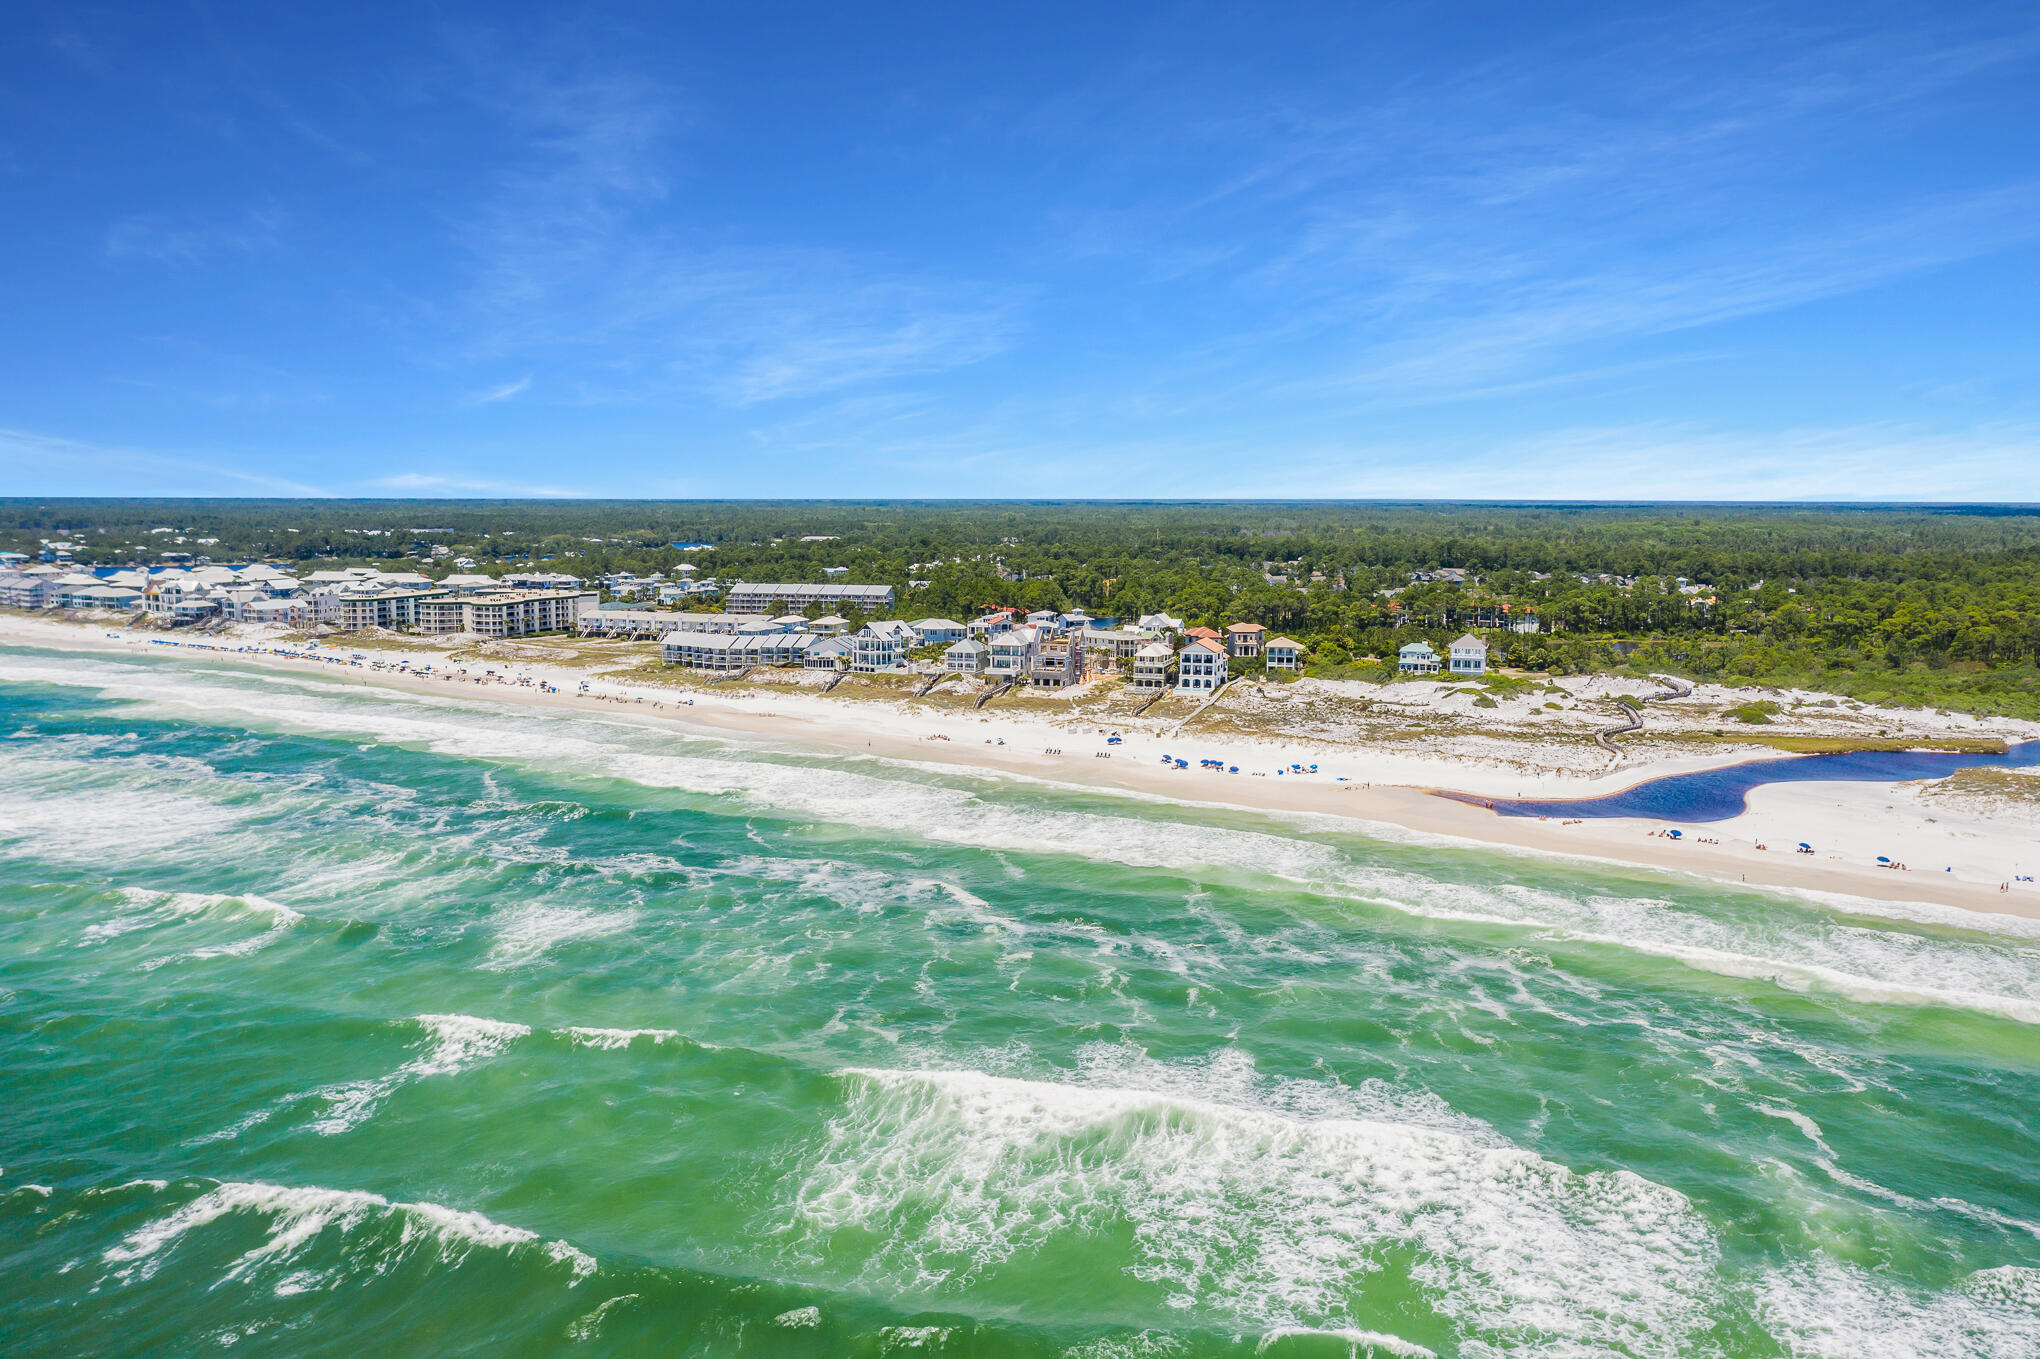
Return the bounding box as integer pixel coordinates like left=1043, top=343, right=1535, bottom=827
left=1798, top=843, right=1812, bottom=850
left=1877, top=856, right=1891, bottom=864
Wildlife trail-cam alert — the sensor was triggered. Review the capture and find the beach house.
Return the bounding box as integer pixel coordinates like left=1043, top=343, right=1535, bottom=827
left=1448, top=634, right=1488, bottom=675
left=910, top=618, right=966, bottom=646
left=986, top=626, right=1040, bottom=679
left=1398, top=641, right=1441, bottom=674
left=943, top=637, right=990, bottom=676
left=1130, top=640, right=1176, bottom=690
left=803, top=636, right=852, bottom=670
left=1029, top=635, right=1085, bottom=688
left=1136, top=612, right=1183, bottom=636
left=1264, top=637, right=1303, bottom=672
left=1225, top=622, right=1266, bottom=658
left=851, top=620, right=916, bottom=672
left=1175, top=638, right=1226, bottom=695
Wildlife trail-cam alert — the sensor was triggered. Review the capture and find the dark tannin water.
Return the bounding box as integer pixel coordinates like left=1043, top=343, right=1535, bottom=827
left=4, top=643, right=2038, bottom=1358
left=1454, top=743, right=2040, bottom=823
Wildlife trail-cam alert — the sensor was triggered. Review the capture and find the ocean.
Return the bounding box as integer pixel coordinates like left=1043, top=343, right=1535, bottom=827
left=2, top=641, right=2037, bottom=1358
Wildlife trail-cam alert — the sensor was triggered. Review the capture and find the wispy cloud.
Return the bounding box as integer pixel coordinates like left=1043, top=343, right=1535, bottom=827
left=465, top=375, right=532, bottom=405
left=104, top=203, right=286, bottom=265
left=0, top=426, right=330, bottom=496
left=435, top=35, right=1018, bottom=407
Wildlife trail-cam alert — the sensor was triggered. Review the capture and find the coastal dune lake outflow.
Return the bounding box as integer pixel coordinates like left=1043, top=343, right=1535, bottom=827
left=3, top=643, right=2039, bottom=1359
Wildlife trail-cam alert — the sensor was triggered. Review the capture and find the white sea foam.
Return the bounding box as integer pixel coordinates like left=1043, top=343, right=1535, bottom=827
left=791, top=1059, right=1717, bottom=1354
left=99, top=1179, right=592, bottom=1292
left=483, top=903, right=638, bottom=970
left=308, top=1014, right=529, bottom=1135
left=1256, top=1327, right=1436, bottom=1358
left=774, top=1305, right=823, bottom=1327
left=562, top=1026, right=682, bottom=1050
left=1755, top=1258, right=2040, bottom=1359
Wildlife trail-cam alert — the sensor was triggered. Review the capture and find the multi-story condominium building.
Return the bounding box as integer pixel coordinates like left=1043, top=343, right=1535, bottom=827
left=1174, top=638, right=1226, bottom=695
left=1448, top=634, right=1489, bottom=675
left=0, top=573, right=52, bottom=608
left=1130, top=640, right=1176, bottom=689
left=659, top=630, right=818, bottom=670
left=1264, top=637, right=1303, bottom=671
left=413, top=590, right=595, bottom=637
left=722, top=582, right=894, bottom=614
left=500, top=571, right=584, bottom=590
left=1029, top=635, right=1085, bottom=688
left=986, top=625, right=1040, bottom=679
left=332, top=587, right=454, bottom=631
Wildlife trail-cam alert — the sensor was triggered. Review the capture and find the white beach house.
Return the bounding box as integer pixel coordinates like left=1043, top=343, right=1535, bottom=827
left=1130, top=640, right=1176, bottom=690
left=1448, top=634, right=1488, bottom=675
left=1175, top=638, right=1226, bottom=694
left=987, top=626, right=1040, bottom=679
left=1264, top=637, right=1303, bottom=672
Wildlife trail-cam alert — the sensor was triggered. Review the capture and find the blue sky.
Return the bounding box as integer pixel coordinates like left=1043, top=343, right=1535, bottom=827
left=4, top=2, right=2039, bottom=499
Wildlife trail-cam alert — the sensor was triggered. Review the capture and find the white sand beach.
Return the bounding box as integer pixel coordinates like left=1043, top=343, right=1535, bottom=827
left=6, top=611, right=2037, bottom=920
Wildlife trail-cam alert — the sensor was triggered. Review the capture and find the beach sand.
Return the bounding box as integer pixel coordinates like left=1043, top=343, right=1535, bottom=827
left=6, top=612, right=2036, bottom=921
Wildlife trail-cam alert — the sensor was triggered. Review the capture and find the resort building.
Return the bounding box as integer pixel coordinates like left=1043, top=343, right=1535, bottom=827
left=1029, top=635, right=1085, bottom=688
left=1175, top=638, right=1227, bottom=695
left=579, top=611, right=773, bottom=638
left=0, top=573, right=52, bottom=608
left=330, top=587, right=453, bottom=631
left=500, top=571, right=584, bottom=591
left=850, top=620, right=916, bottom=673
left=1225, top=622, right=1266, bottom=658
left=1130, top=640, right=1176, bottom=690
left=1398, top=641, right=1441, bottom=674
left=1448, top=634, right=1489, bottom=675
left=723, top=582, right=894, bottom=614
left=415, top=590, right=596, bottom=637
left=986, top=626, right=1040, bottom=679
left=1264, top=637, right=1303, bottom=671
left=943, top=638, right=990, bottom=676
left=660, top=630, right=818, bottom=670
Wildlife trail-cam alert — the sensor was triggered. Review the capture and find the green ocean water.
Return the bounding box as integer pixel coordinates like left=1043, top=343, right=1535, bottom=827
left=2, top=642, right=2037, bottom=1359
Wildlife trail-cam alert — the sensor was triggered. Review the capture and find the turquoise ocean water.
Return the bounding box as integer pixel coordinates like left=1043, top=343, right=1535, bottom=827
left=2, top=640, right=2037, bottom=1358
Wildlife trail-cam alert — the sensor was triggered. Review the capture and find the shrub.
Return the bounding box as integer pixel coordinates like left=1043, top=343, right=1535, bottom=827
left=1729, top=700, right=1782, bottom=724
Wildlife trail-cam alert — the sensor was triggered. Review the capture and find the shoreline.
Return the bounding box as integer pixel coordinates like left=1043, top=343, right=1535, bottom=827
left=4, top=612, right=2036, bottom=922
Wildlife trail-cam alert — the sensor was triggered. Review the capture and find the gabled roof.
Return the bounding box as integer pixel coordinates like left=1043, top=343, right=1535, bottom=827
left=1185, top=626, right=1221, bottom=640
left=944, top=638, right=988, bottom=654
left=1136, top=640, right=1176, bottom=658
left=1264, top=636, right=1302, bottom=649
left=1181, top=638, right=1225, bottom=655
left=1450, top=633, right=1485, bottom=649
left=1226, top=622, right=1265, bottom=634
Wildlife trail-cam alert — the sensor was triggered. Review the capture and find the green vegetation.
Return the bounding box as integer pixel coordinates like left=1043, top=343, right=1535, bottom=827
left=7, top=498, right=2038, bottom=718
left=1729, top=699, right=1783, bottom=724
